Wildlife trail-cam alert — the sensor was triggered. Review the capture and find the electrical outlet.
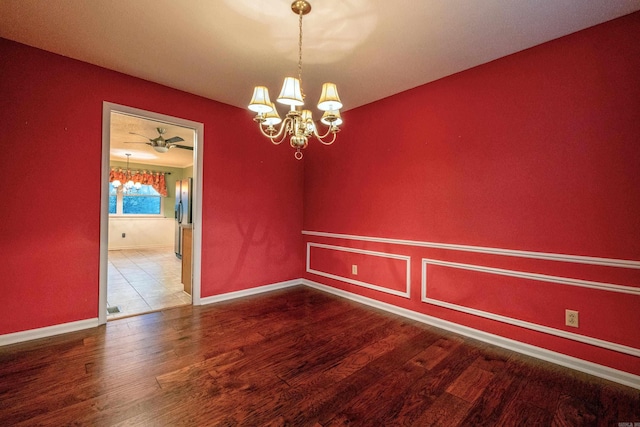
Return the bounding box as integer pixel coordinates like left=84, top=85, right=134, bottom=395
left=122, top=233, right=126, bottom=238
left=565, top=309, right=579, bottom=327
left=352, top=265, right=358, bottom=275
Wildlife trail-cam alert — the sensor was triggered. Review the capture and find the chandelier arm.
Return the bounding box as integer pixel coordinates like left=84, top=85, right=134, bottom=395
left=312, top=123, right=336, bottom=139
left=257, top=118, right=292, bottom=145
left=314, top=131, right=338, bottom=146
left=269, top=130, right=289, bottom=145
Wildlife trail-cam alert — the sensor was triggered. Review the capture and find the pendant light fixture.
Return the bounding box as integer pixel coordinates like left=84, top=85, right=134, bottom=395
left=248, top=0, right=343, bottom=160
left=112, top=153, right=141, bottom=193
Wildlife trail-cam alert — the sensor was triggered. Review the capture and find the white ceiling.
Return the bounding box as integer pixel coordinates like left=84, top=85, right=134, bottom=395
left=110, top=112, right=195, bottom=168
left=2, top=0, right=639, bottom=166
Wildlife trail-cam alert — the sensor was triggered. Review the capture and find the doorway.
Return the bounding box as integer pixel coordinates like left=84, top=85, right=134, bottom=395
left=99, top=102, right=204, bottom=324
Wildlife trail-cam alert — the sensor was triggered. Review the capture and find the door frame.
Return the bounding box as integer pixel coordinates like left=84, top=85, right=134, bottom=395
left=99, top=102, right=204, bottom=324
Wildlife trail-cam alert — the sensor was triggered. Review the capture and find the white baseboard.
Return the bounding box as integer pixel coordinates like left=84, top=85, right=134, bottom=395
left=198, top=279, right=301, bottom=305
left=108, top=244, right=174, bottom=250
left=0, top=318, right=100, bottom=346
left=302, top=279, right=640, bottom=390
left=0, top=280, right=300, bottom=347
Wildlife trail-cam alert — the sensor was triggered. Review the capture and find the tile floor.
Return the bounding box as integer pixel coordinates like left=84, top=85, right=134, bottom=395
left=107, top=247, right=192, bottom=319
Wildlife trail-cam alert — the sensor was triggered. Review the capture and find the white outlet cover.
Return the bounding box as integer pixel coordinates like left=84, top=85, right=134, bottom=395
left=565, top=309, right=579, bottom=327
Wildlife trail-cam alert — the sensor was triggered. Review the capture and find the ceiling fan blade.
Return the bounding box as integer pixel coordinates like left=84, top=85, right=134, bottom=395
left=123, top=141, right=152, bottom=146
left=173, top=144, right=194, bottom=151
left=165, top=136, right=185, bottom=144
left=128, top=132, right=152, bottom=141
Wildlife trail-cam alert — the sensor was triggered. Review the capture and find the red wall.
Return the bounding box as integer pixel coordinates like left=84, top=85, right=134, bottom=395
left=303, top=12, right=640, bottom=375
left=0, top=38, right=303, bottom=335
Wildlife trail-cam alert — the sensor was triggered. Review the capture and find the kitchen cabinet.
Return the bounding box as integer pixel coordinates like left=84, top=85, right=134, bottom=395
left=181, top=226, right=192, bottom=295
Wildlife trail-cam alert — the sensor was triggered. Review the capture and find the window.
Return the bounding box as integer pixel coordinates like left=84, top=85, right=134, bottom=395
left=109, top=192, right=117, bottom=214
left=109, top=184, right=162, bottom=215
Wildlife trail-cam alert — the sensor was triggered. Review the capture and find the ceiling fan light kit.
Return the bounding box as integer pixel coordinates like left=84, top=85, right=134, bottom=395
left=248, top=0, right=343, bottom=160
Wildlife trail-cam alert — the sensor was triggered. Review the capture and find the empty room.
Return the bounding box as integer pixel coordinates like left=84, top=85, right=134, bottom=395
left=1, top=1, right=639, bottom=425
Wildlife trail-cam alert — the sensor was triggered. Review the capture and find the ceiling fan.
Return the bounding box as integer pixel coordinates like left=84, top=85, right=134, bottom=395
left=124, top=127, right=192, bottom=153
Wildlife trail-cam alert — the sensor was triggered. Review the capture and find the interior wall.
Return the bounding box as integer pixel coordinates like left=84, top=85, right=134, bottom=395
left=183, top=165, right=194, bottom=179
left=108, top=218, right=174, bottom=250
left=303, top=12, right=640, bottom=376
left=0, top=37, right=304, bottom=335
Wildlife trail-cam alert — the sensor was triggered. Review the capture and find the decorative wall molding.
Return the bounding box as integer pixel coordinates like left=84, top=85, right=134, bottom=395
left=422, top=258, right=640, bottom=295
left=0, top=318, right=100, bottom=346
left=306, top=242, right=411, bottom=298
left=421, top=259, right=640, bottom=357
left=302, top=230, right=640, bottom=270
left=302, top=279, right=640, bottom=390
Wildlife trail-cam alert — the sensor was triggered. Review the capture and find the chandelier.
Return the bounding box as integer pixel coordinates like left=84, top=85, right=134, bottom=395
left=248, top=0, right=343, bottom=160
left=111, top=154, right=141, bottom=193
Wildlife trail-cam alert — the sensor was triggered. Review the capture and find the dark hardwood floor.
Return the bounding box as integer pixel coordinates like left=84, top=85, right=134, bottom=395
left=1, top=286, right=638, bottom=426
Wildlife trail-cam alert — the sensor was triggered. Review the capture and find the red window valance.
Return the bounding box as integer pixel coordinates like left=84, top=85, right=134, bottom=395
left=109, top=168, right=168, bottom=197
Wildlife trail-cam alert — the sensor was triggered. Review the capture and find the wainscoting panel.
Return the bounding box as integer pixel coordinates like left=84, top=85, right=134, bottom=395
left=306, top=242, right=411, bottom=298
left=421, top=258, right=640, bottom=357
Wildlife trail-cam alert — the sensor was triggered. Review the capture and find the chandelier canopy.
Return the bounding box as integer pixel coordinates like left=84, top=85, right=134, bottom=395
left=248, top=0, right=343, bottom=160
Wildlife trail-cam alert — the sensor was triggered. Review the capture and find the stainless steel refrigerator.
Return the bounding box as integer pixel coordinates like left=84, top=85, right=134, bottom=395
left=174, top=178, right=192, bottom=259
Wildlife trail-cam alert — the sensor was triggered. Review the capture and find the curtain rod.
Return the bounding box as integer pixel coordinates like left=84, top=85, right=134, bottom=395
left=110, top=166, right=171, bottom=175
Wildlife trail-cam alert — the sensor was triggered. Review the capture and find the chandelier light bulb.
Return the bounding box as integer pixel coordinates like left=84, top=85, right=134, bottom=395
left=321, top=110, right=343, bottom=126
left=300, top=109, right=315, bottom=132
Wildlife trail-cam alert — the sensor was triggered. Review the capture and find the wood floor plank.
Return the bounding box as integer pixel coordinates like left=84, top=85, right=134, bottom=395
left=1, top=286, right=638, bottom=426
left=459, top=369, right=519, bottom=425
left=266, top=320, right=430, bottom=425
left=410, top=335, right=465, bottom=371
left=325, top=362, right=431, bottom=425
left=411, top=392, right=472, bottom=426
left=12, top=380, right=161, bottom=427
left=445, top=363, right=494, bottom=403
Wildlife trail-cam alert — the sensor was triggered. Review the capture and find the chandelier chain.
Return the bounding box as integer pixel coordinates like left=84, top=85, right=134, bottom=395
left=298, top=8, right=304, bottom=97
